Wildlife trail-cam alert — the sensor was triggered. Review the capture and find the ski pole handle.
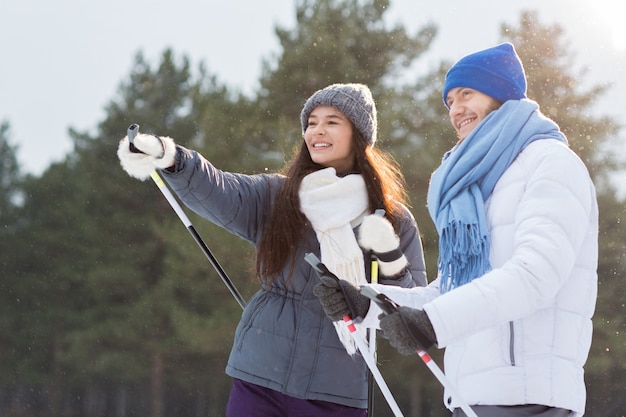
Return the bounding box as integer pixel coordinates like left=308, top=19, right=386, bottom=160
left=127, top=123, right=139, bottom=143
left=127, top=123, right=141, bottom=153
left=360, top=285, right=398, bottom=315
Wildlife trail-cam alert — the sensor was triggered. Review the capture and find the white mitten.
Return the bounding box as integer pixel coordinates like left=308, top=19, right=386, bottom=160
left=358, top=214, right=408, bottom=277
left=117, top=133, right=177, bottom=180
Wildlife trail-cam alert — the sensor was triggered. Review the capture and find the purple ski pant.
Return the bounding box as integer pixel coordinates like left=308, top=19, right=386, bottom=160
left=225, top=378, right=368, bottom=417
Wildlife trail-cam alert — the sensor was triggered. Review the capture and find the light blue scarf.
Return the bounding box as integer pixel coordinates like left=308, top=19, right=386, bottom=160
left=427, top=99, right=567, bottom=293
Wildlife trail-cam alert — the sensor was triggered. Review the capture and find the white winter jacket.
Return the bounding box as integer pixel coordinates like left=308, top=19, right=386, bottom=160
left=363, top=139, right=598, bottom=416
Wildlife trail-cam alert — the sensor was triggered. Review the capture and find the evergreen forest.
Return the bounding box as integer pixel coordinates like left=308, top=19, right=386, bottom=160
left=1, top=1, right=624, bottom=416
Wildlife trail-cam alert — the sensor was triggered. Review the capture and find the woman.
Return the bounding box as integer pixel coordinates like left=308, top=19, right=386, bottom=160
left=117, top=83, right=427, bottom=417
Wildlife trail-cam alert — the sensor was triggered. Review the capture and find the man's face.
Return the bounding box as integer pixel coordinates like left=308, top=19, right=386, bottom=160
left=445, top=87, right=501, bottom=143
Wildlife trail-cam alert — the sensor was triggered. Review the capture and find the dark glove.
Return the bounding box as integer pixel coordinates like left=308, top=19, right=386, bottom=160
left=313, top=276, right=370, bottom=321
left=379, top=306, right=437, bottom=355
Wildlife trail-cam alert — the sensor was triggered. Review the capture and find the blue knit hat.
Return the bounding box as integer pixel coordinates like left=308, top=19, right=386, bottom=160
left=301, top=83, right=377, bottom=146
left=442, top=43, right=527, bottom=109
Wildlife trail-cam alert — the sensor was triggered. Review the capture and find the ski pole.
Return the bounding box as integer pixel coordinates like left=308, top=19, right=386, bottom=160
left=304, top=253, right=404, bottom=417
left=367, top=256, right=377, bottom=417
left=367, top=208, right=385, bottom=416
left=127, top=123, right=247, bottom=310
left=360, top=286, right=478, bottom=417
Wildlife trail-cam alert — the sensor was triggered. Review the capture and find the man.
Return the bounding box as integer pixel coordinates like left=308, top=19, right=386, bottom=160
left=314, top=43, right=599, bottom=417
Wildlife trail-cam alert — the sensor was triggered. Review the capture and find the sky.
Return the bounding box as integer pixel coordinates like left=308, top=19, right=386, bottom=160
left=1, top=0, right=625, bottom=178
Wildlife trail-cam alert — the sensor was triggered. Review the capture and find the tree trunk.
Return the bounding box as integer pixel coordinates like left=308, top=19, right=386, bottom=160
left=409, top=375, right=423, bottom=417
left=48, top=326, right=63, bottom=414
left=151, top=352, right=164, bottom=417
left=115, top=384, right=128, bottom=417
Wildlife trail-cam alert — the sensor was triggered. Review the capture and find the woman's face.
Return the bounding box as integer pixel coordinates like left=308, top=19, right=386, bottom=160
left=304, top=106, right=355, bottom=172
left=446, top=87, right=501, bottom=143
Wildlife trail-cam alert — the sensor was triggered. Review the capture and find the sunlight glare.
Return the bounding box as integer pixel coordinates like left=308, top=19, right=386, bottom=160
left=587, top=0, right=626, bottom=51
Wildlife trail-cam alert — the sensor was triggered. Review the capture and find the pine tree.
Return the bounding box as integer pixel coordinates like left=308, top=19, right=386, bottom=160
left=0, top=121, right=24, bottom=388
left=3, top=4, right=623, bottom=417
left=253, top=0, right=436, bottom=166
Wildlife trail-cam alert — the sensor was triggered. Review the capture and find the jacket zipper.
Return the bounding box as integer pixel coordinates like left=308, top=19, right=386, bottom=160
left=509, top=321, right=516, bottom=366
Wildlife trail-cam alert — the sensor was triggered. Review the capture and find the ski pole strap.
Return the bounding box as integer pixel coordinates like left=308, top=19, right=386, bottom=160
left=371, top=247, right=403, bottom=263
left=368, top=208, right=402, bottom=263
left=360, top=286, right=398, bottom=314
left=127, top=123, right=165, bottom=158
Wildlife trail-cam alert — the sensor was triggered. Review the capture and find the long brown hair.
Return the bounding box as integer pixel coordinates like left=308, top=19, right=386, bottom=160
left=255, top=129, right=409, bottom=285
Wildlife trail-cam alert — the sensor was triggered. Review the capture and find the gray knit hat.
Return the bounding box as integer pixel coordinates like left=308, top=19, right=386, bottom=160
left=300, top=83, right=377, bottom=146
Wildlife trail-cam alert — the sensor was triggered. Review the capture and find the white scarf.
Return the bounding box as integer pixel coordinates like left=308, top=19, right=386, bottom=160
left=299, top=167, right=369, bottom=354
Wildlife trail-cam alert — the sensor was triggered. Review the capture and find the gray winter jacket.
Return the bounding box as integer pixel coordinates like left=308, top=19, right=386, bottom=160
left=162, top=146, right=427, bottom=408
